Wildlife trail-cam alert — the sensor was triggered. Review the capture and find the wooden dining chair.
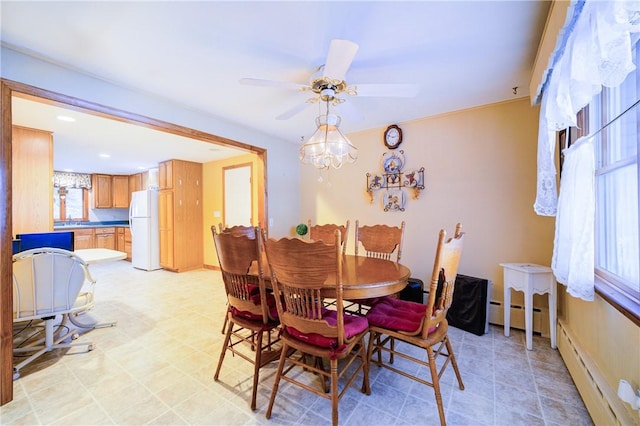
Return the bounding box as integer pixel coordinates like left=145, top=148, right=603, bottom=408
left=349, top=220, right=406, bottom=314
left=214, top=224, right=262, bottom=334
left=211, top=226, right=280, bottom=411
left=307, top=219, right=350, bottom=255
left=218, top=223, right=257, bottom=238
left=354, top=220, right=405, bottom=261
left=366, top=223, right=465, bottom=426
left=261, top=229, right=370, bottom=426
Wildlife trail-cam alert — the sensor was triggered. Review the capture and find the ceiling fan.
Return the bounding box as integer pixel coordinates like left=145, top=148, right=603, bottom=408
left=239, top=39, right=420, bottom=120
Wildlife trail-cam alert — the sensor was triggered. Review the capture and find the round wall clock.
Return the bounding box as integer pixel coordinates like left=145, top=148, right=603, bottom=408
left=384, top=124, right=403, bottom=149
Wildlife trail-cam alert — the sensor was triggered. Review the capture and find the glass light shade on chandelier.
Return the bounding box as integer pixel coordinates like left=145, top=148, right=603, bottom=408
left=299, top=113, right=358, bottom=170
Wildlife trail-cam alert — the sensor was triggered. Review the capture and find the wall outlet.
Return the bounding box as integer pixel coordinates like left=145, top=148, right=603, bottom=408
left=213, top=211, right=221, bottom=218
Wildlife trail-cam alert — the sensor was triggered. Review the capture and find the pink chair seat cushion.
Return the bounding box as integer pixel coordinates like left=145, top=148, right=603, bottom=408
left=286, top=310, right=369, bottom=348
left=366, top=297, right=432, bottom=334
left=231, top=292, right=278, bottom=320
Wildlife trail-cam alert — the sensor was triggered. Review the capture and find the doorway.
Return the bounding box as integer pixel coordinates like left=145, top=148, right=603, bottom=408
left=224, top=164, right=253, bottom=227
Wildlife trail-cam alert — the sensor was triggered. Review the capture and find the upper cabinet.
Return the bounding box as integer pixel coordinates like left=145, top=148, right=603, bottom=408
left=158, top=160, right=173, bottom=190
left=12, top=126, right=53, bottom=234
left=112, top=175, right=129, bottom=208
left=93, top=174, right=130, bottom=209
left=92, top=174, right=113, bottom=208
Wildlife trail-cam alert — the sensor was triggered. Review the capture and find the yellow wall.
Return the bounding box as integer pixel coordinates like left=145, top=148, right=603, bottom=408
left=202, top=153, right=261, bottom=268
left=300, top=97, right=555, bottom=306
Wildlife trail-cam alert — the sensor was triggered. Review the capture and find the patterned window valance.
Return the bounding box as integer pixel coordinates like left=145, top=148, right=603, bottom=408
left=53, top=171, right=92, bottom=189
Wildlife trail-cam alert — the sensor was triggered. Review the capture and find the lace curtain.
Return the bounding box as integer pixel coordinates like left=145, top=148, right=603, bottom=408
left=53, top=171, right=92, bottom=189
left=551, top=137, right=595, bottom=301
left=536, top=0, right=640, bottom=300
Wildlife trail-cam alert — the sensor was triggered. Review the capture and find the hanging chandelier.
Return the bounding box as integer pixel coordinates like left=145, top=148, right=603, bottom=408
left=299, top=90, right=358, bottom=170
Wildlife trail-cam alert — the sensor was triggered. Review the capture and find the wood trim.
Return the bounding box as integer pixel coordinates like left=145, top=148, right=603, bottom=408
left=0, top=81, right=14, bottom=404
left=529, top=1, right=570, bottom=104
left=595, top=277, right=640, bottom=328
left=0, top=78, right=270, bottom=405
left=5, top=79, right=261, bottom=153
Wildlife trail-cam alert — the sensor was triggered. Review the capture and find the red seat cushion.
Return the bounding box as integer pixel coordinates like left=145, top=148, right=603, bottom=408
left=286, top=310, right=369, bottom=348
left=366, top=297, right=429, bottom=334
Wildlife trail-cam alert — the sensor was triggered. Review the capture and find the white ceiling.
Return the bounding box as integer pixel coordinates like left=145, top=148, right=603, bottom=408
left=2, top=1, right=550, bottom=175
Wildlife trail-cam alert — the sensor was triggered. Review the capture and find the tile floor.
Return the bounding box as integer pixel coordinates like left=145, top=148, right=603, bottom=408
left=2, top=260, right=593, bottom=425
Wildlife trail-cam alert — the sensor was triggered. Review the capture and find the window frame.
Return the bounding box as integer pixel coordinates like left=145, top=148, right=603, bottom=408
left=53, top=186, right=89, bottom=223
left=583, top=64, right=640, bottom=327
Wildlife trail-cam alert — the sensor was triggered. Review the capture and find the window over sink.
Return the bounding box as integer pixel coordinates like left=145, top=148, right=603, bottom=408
left=53, top=187, right=88, bottom=222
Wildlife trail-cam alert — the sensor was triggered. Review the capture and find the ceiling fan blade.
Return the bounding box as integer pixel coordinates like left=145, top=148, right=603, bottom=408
left=351, top=83, right=420, bottom=98
left=322, top=39, right=359, bottom=82
left=276, top=102, right=314, bottom=120
left=239, top=77, right=308, bottom=91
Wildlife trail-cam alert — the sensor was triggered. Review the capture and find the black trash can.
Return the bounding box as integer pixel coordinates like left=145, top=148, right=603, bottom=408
left=447, top=274, right=490, bottom=335
left=404, top=274, right=491, bottom=336
left=399, top=277, right=424, bottom=304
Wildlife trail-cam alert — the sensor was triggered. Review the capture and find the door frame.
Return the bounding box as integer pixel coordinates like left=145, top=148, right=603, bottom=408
left=0, top=78, right=268, bottom=404
left=223, top=163, right=254, bottom=228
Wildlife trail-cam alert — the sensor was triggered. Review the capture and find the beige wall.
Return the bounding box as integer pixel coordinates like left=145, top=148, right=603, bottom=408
left=203, top=153, right=262, bottom=268
left=300, top=97, right=555, bottom=306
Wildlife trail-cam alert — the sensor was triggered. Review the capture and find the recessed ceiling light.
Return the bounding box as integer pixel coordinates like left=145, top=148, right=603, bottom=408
left=56, top=115, right=76, bottom=122
left=63, top=168, right=74, bottom=172
left=99, top=153, right=111, bottom=158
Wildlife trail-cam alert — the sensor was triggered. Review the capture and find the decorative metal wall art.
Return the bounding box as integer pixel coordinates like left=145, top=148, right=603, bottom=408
left=366, top=150, right=425, bottom=212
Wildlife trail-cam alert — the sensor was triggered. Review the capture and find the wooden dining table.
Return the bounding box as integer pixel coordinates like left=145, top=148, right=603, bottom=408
left=253, top=254, right=411, bottom=299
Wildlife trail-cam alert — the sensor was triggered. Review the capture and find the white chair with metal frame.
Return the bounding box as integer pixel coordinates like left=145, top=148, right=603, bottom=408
left=12, top=248, right=98, bottom=379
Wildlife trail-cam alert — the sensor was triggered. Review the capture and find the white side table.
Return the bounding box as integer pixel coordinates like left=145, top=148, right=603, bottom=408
left=500, top=263, right=556, bottom=350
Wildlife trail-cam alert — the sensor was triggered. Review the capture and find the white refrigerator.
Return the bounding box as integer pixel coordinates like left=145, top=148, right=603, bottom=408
left=129, top=190, right=161, bottom=271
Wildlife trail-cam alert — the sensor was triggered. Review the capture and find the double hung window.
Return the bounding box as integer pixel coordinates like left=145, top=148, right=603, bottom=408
left=587, top=50, right=640, bottom=308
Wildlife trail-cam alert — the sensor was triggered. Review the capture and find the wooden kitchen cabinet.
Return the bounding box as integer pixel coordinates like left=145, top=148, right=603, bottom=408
left=117, top=227, right=125, bottom=251
left=72, top=228, right=95, bottom=250
left=112, top=175, right=129, bottom=208
left=93, top=174, right=113, bottom=208
left=12, top=126, right=53, bottom=235
left=129, top=172, right=142, bottom=199
left=95, top=227, right=116, bottom=250
left=159, top=190, right=174, bottom=268
left=158, top=159, right=202, bottom=272
left=158, top=160, right=173, bottom=190
left=116, top=227, right=132, bottom=260
left=124, top=227, right=132, bottom=260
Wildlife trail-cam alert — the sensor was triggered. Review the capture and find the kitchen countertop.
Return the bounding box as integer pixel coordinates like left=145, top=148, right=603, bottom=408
left=53, top=221, right=129, bottom=230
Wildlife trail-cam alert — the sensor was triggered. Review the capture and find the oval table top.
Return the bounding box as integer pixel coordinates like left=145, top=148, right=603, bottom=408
left=257, top=254, right=411, bottom=300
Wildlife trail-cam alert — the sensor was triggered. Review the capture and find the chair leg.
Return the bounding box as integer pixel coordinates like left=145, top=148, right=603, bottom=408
left=214, top=320, right=233, bottom=380
left=266, top=342, right=289, bottom=420
left=12, top=317, right=94, bottom=380
left=360, top=337, right=371, bottom=395
left=250, top=330, right=264, bottom=411
left=220, top=305, right=230, bottom=334
left=330, top=358, right=339, bottom=426
left=445, top=337, right=464, bottom=390
left=427, top=346, right=447, bottom=426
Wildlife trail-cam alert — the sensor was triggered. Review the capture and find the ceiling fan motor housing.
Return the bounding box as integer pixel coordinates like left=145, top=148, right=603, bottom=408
left=312, top=78, right=346, bottom=101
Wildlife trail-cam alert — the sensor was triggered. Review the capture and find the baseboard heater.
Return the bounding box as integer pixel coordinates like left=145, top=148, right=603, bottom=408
left=488, top=300, right=550, bottom=337
left=557, top=320, right=636, bottom=425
